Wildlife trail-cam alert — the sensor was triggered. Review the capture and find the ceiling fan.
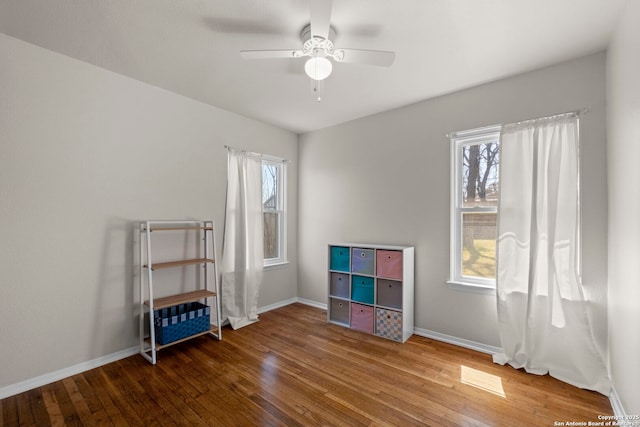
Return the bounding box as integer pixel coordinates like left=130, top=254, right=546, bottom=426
left=239, top=0, right=395, bottom=100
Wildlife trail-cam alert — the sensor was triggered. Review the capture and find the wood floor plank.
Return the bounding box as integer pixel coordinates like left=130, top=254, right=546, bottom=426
left=1, top=397, right=18, bottom=427
left=81, top=368, right=129, bottom=426
left=40, top=388, right=66, bottom=427
left=15, top=389, right=35, bottom=426
left=49, top=380, right=83, bottom=426
left=71, top=373, right=112, bottom=426
left=1, top=303, right=612, bottom=426
left=94, top=363, right=148, bottom=426
left=26, top=389, right=49, bottom=426
left=62, top=377, right=99, bottom=426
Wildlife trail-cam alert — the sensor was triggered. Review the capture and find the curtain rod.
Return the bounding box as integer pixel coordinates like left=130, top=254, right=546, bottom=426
left=507, top=108, right=589, bottom=128
left=445, top=108, right=589, bottom=139
left=224, top=145, right=289, bottom=163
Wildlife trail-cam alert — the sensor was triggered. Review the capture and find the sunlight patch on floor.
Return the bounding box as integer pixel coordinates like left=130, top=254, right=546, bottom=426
left=460, top=365, right=506, bottom=398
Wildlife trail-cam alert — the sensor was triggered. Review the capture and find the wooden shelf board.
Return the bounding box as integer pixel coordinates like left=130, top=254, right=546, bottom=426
left=144, top=258, right=214, bottom=270
left=145, top=226, right=213, bottom=232
left=145, top=289, right=216, bottom=309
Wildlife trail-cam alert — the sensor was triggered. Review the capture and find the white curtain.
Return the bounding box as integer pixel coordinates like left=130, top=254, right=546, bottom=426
left=221, top=149, right=264, bottom=330
left=493, top=114, right=610, bottom=395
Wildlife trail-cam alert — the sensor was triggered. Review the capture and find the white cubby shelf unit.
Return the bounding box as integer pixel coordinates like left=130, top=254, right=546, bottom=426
left=327, top=243, right=414, bottom=343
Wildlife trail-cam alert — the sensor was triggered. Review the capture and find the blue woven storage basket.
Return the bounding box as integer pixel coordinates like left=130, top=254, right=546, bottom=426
left=154, top=301, right=210, bottom=345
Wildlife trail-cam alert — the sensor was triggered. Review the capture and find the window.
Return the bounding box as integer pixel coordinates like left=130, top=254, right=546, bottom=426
left=262, top=159, right=287, bottom=266
left=449, top=125, right=501, bottom=290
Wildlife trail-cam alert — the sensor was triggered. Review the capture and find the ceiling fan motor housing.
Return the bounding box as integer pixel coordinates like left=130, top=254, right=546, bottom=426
left=301, top=23, right=336, bottom=58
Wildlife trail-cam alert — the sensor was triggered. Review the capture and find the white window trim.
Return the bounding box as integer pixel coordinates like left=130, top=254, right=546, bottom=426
left=448, top=125, right=501, bottom=292
left=262, top=158, right=288, bottom=268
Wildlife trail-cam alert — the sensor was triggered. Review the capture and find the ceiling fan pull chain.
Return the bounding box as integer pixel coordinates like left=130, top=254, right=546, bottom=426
left=311, top=79, right=323, bottom=102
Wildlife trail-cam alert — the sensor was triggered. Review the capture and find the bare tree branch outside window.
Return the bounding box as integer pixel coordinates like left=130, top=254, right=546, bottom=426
left=462, top=142, right=499, bottom=207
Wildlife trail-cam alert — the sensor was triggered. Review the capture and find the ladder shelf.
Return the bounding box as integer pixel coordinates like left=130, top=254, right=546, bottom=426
left=138, top=220, right=222, bottom=365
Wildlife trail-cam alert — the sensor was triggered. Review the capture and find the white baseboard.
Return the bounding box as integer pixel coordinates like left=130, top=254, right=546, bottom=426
left=608, top=386, right=627, bottom=419
left=257, top=297, right=299, bottom=314
left=258, top=297, right=327, bottom=313
left=413, top=327, right=502, bottom=355
left=295, top=297, right=327, bottom=310
left=0, top=346, right=138, bottom=400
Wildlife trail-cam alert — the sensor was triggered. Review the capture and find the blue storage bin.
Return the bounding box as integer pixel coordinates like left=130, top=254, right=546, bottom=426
left=330, top=246, right=350, bottom=272
left=351, top=248, right=375, bottom=275
left=154, top=302, right=210, bottom=345
left=351, top=275, right=375, bottom=304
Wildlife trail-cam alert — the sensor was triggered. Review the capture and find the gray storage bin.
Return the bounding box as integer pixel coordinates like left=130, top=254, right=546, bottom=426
left=329, top=298, right=350, bottom=325
left=330, top=272, right=350, bottom=298
left=376, top=278, right=402, bottom=309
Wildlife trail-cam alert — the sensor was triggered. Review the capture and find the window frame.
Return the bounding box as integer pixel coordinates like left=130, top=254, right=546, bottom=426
left=448, top=125, right=501, bottom=293
left=262, top=157, right=288, bottom=267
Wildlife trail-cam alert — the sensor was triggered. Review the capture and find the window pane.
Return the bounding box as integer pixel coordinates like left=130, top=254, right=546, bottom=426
left=462, top=212, right=497, bottom=279
left=263, top=212, right=279, bottom=259
left=262, top=164, right=279, bottom=209
left=462, top=141, right=499, bottom=208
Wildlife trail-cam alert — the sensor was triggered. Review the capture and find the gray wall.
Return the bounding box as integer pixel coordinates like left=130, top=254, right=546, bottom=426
left=607, top=0, right=640, bottom=414
left=298, top=53, right=608, bottom=350
left=0, top=33, right=298, bottom=388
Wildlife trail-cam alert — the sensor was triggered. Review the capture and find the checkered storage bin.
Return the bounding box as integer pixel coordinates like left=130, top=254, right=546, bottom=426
left=376, top=308, right=403, bottom=342
left=154, top=302, right=210, bottom=345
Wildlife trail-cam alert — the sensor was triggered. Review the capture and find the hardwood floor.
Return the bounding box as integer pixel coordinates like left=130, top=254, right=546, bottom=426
left=1, top=303, right=612, bottom=426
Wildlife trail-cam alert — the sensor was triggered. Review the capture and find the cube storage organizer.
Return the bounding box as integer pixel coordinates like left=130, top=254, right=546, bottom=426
left=154, top=302, right=211, bottom=345
left=327, top=243, right=414, bottom=343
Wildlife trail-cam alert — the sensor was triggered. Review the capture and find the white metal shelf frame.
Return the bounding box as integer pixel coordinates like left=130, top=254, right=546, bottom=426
left=139, top=220, right=222, bottom=364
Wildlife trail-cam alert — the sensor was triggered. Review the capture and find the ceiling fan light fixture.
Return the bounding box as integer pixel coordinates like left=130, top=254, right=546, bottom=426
left=305, top=56, right=332, bottom=81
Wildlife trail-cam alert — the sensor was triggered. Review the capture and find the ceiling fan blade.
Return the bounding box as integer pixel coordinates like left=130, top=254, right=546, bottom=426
left=240, top=49, right=305, bottom=60
left=310, top=0, right=332, bottom=40
left=333, top=49, right=396, bottom=67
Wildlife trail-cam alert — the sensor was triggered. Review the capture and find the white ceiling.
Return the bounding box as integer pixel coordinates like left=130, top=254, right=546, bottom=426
left=0, top=0, right=626, bottom=134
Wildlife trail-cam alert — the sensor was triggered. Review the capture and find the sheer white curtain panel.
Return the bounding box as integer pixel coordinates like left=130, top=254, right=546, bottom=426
left=220, top=149, right=264, bottom=330
left=493, top=115, right=610, bottom=395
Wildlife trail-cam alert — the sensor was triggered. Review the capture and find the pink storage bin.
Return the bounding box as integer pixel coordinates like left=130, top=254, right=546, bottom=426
left=376, top=250, right=403, bottom=280
left=350, top=302, right=374, bottom=334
